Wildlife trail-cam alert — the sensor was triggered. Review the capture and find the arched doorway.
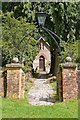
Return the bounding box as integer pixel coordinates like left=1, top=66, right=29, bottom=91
left=39, top=56, right=45, bottom=71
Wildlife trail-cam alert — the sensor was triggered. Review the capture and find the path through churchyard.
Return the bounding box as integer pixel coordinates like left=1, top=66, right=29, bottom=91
left=28, top=72, right=55, bottom=105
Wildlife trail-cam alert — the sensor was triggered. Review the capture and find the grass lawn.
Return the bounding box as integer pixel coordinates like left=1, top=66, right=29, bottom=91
left=1, top=73, right=79, bottom=118
left=1, top=98, right=78, bottom=118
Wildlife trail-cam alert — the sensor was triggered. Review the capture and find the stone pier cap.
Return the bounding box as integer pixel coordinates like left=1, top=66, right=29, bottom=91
left=6, top=63, right=22, bottom=69
left=6, top=57, right=22, bottom=69
left=62, top=62, right=77, bottom=68
left=60, top=56, right=77, bottom=68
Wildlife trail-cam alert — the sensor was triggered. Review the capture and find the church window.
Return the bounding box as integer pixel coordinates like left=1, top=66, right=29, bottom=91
left=39, top=43, right=44, bottom=50
left=42, top=43, right=44, bottom=50
left=39, top=44, right=41, bottom=49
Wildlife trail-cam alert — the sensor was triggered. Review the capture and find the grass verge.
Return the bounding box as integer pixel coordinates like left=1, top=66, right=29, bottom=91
left=2, top=98, right=78, bottom=118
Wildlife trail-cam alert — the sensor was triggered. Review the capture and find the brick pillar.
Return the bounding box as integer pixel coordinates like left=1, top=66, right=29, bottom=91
left=76, top=70, right=80, bottom=98
left=0, top=68, right=4, bottom=97
left=6, top=62, right=25, bottom=99
left=20, top=69, right=25, bottom=98
left=62, top=61, right=78, bottom=101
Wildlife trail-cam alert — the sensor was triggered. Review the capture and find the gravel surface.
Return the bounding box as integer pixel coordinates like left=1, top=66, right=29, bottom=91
left=28, top=72, right=55, bottom=106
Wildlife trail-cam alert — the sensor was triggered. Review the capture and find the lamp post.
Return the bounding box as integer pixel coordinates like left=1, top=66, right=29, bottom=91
left=36, top=12, right=61, bottom=54
left=36, top=12, right=61, bottom=96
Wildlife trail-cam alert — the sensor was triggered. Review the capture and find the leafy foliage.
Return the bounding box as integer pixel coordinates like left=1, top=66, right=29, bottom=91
left=2, top=12, right=39, bottom=72
left=2, top=2, right=80, bottom=41
left=60, top=40, right=78, bottom=62
left=2, top=2, right=80, bottom=72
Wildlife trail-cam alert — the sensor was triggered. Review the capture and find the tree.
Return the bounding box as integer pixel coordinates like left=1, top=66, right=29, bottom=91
left=2, top=2, right=80, bottom=41
left=2, top=2, right=80, bottom=73
left=60, top=40, right=78, bottom=63
left=2, top=12, right=39, bottom=72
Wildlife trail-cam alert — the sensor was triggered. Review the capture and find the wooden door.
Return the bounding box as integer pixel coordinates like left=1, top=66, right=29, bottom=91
left=39, top=56, right=45, bottom=71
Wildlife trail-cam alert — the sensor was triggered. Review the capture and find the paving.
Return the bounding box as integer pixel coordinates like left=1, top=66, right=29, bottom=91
left=28, top=72, right=55, bottom=106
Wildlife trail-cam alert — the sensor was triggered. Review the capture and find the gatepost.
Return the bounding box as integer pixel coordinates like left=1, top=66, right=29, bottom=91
left=58, top=57, right=78, bottom=101
left=6, top=57, right=25, bottom=99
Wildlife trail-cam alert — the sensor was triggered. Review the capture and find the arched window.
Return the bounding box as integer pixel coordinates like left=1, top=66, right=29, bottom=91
left=42, top=43, right=44, bottom=50
left=39, top=43, right=44, bottom=50
left=39, top=44, right=41, bottom=49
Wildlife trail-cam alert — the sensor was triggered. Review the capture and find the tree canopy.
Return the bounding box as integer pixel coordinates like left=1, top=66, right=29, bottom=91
left=2, top=12, right=39, bottom=72
left=2, top=2, right=80, bottom=41
left=1, top=2, right=80, bottom=71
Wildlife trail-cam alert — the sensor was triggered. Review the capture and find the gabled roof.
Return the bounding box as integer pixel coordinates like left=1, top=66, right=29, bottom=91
left=38, top=36, right=50, bottom=47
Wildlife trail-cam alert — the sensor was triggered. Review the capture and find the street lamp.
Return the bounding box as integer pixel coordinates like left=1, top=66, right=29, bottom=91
left=36, top=12, right=61, bottom=53
left=36, top=12, right=46, bottom=27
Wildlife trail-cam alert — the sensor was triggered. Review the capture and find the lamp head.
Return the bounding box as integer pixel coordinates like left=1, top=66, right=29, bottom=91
left=36, top=12, right=46, bottom=27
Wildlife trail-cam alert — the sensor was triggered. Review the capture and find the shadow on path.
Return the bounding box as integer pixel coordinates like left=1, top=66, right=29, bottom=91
left=38, top=72, right=47, bottom=79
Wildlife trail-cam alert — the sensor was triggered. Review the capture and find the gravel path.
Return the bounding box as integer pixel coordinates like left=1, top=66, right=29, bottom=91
left=28, top=72, right=55, bottom=106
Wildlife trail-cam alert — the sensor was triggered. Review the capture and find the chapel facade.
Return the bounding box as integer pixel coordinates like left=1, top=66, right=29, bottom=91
left=33, top=37, right=51, bottom=73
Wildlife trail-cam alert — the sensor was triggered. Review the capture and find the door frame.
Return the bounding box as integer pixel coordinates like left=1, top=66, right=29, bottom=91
left=39, top=56, right=45, bottom=71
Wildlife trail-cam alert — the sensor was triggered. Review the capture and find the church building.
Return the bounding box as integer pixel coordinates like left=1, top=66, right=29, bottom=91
left=33, top=37, right=51, bottom=73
